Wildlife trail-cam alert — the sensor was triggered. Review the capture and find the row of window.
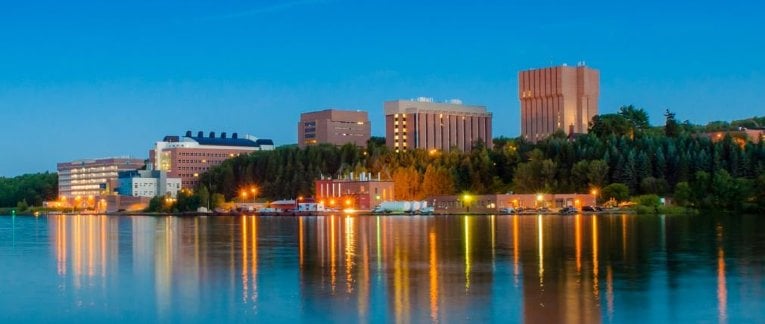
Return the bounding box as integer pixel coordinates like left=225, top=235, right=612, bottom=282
left=177, top=152, right=234, bottom=158
left=177, top=166, right=210, bottom=172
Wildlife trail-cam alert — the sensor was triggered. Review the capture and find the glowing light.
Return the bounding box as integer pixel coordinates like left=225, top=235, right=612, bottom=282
left=536, top=194, right=544, bottom=201
left=537, top=214, right=544, bottom=286
left=429, top=231, right=439, bottom=322
left=464, top=216, right=471, bottom=291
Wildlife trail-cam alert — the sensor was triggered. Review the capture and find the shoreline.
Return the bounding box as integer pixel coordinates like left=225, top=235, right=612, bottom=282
left=25, top=209, right=639, bottom=217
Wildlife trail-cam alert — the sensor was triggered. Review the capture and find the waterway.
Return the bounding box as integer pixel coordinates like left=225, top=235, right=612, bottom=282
left=0, top=213, right=763, bottom=323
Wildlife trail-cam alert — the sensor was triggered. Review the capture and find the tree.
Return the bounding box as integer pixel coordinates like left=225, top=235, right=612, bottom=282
left=587, top=160, right=609, bottom=189
left=589, top=114, right=633, bottom=138
left=602, top=183, right=630, bottom=202
left=640, top=177, right=669, bottom=195
left=673, top=182, right=693, bottom=207
left=211, top=193, right=225, bottom=209
left=664, top=109, right=679, bottom=137
left=618, top=105, right=650, bottom=131
left=198, top=186, right=210, bottom=210
left=421, top=165, right=455, bottom=197
left=393, top=166, right=421, bottom=200
left=512, top=149, right=557, bottom=193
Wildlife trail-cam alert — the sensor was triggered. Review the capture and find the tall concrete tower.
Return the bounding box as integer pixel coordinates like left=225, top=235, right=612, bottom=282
left=519, top=64, right=599, bottom=142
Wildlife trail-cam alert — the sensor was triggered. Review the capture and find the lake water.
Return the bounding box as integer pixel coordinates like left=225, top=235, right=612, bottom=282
left=0, top=213, right=763, bottom=323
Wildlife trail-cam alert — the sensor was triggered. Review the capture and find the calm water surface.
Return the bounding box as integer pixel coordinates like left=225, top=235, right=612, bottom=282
left=1, top=213, right=764, bottom=323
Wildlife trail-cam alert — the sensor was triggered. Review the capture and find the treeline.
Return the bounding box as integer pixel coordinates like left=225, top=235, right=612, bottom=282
left=0, top=172, right=58, bottom=209
left=195, top=107, right=765, bottom=212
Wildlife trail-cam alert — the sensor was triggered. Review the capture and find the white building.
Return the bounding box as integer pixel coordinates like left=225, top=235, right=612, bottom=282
left=117, top=165, right=182, bottom=198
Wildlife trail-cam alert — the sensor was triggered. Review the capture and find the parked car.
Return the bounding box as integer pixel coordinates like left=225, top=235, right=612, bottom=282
left=559, top=206, right=578, bottom=214
left=498, top=207, right=516, bottom=214
left=582, top=205, right=599, bottom=212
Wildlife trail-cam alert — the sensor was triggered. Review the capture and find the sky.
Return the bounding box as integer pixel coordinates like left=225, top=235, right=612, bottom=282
left=1, top=0, right=764, bottom=176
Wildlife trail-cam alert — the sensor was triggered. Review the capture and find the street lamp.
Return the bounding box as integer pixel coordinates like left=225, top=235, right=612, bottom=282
left=591, top=188, right=599, bottom=205
left=463, top=194, right=472, bottom=213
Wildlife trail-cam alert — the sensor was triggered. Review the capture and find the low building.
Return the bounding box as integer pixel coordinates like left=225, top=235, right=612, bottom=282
left=298, top=109, right=371, bottom=148
left=427, top=193, right=597, bottom=213
left=314, top=173, right=394, bottom=210
left=150, top=130, right=275, bottom=189
left=57, top=157, right=146, bottom=198
left=117, top=162, right=181, bottom=198
left=705, top=128, right=765, bottom=144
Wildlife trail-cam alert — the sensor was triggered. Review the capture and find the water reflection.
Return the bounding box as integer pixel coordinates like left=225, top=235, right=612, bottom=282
left=0, top=213, right=754, bottom=323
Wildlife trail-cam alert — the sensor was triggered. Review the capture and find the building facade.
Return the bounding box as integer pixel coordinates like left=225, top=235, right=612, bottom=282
left=519, top=64, right=599, bottom=142
left=117, top=167, right=182, bottom=198
left=385, top=98, right=493, bottom=152
left=428, top=193, right=597, bottom=213
left=298, top=109, right=371, bottom=148
left=57, top=157, right=145, bottom=198
left=314, top=173, right=394, bottom=210
left=150, top=131, right=275, bottom=189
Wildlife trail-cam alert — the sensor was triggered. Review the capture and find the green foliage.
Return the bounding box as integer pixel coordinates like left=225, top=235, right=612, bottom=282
left=16, top=199, right=29, bottom=212
left=664, top=109, right=680, bottom=137
left=0, top=172, right=58, bottom=207
left=618, top=105, right=650, bottom=131
left=589, top=114, right=633, bottom=138
left=673, top=182, right=693, bottom=207
left=195, top=109, right=765, bottom=213
left=211, top=193, right=225, bottom=209
left=602, top=183, right=630, bottom=202
left=634, top=194, right=661, bottom=208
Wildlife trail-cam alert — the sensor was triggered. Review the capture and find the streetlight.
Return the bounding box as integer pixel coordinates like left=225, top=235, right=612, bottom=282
left=591, top=188, right=599, bottom=205
left=463, top=194, right=472, bottom=213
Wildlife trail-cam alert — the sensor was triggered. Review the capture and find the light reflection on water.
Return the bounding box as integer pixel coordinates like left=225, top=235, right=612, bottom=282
left=0, top=213, right=764, bottom=323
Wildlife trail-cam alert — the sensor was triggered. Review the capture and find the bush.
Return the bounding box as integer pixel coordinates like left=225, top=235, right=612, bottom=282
left=602, top=183, right=630, bottom=202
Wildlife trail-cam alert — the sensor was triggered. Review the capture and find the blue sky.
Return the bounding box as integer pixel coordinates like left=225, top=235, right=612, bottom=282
left=1, top=0, right=763, bottom=176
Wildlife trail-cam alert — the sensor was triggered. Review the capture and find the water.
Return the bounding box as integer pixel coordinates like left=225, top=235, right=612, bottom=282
left=0, top=213, right=763, bottom=323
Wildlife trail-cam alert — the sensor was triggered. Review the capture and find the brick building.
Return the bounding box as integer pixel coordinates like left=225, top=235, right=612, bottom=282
left=298, top=109, right=371, bottom=148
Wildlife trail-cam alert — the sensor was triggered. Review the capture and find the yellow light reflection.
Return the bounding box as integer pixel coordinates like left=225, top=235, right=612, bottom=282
left=429, top=231, right=439, bottom=322
left=622, top=215, right=627, bottom=259
left=376, top=216, right=381, bottom=272
left=592, top=216, right=599, bottom=299
left=242, top=217, right=249, bottom=303
left=330, top=215, right=337, bottom=293
left=490, top=215, right=496, bottom=264
left=513, top=215, right=519, bottom=286
left=345, top=216, right=356, bottom=293
left=575, top=214, right=582, bottom=272
left=464, top=216, right=471, bottom=291
left=299, top=217, right=304, bottom=267
left=537, top=214, right=544, bottom=287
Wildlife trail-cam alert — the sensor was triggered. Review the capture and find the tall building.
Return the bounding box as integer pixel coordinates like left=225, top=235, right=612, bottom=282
left=150, top=131, right=275, bottom=189
left=57, top=157, right=145, bottom=198
left=298, top=109, right=371, bottom=148
left=384, top=98, right=493, bottom=152
left=519, top=64, right=599, bottom=142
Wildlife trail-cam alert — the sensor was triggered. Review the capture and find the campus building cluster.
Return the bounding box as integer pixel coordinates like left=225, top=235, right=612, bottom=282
left=56, top=64, right=605, bottom=212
